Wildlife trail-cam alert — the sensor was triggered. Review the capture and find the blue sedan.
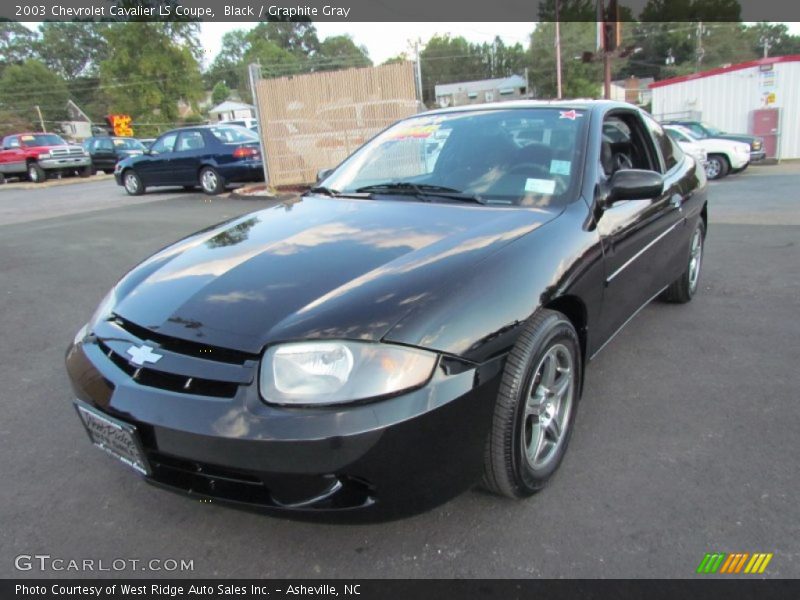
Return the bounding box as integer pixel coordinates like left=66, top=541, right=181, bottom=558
left=114, top=125, right=264, bottom=196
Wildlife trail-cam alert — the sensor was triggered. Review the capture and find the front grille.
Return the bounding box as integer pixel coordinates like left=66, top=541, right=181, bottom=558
left=113, top=315, right=257, bottom=365
left=50, top=147, right=84, bottom=158
left=98, top=339, right=240, bottom=398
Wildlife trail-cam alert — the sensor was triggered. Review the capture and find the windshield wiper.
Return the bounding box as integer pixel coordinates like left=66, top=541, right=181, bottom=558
left=355, top=182, right=486, bottom=205
left=305, top=185, right=340, bottom=196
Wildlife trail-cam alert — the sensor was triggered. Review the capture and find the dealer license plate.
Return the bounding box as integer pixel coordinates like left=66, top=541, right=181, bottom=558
left=74, top=401, right=150, bottom=476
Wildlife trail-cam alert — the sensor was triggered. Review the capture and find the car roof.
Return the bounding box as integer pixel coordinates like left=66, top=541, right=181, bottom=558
left=417, top=99, right=634, bottom=118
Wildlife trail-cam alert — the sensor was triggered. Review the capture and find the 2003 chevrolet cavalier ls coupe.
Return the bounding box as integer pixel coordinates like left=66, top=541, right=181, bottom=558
left=67, top=101, right=707, bottom=520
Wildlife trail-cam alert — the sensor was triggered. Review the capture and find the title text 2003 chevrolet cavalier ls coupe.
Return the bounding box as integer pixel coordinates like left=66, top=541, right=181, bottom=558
left=67, top=101, right=707, bottom=520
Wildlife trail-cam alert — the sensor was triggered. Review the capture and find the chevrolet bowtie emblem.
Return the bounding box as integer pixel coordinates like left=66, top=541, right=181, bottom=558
left=126, top=344, right=163, bottom=366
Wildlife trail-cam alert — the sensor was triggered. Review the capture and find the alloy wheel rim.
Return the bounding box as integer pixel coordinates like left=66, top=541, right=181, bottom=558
left=125, top=173, right=138, bottom=193
left=29, top=167, right=39, bottom=182
left=202, top=170, right=217, bottom=192
left=688, top=227, right=703, bottom=293
left=522, top=343, right=574, bottom=470
left=706, top=160, right=720, bottom=179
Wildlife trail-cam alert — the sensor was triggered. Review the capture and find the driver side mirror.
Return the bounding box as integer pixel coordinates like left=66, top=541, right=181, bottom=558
left=316, top=168, right=334, bottom=182
left=600, top=169, right=663, bottom=209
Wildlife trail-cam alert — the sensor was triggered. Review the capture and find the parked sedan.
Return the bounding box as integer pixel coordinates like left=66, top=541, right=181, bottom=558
left=115, top=125, right=263, bottom=195
left=83, top=136, right=147, bottom=174
left=68, top=101, right=707, bottom=521
left=664, top=124, right=749, bottom=179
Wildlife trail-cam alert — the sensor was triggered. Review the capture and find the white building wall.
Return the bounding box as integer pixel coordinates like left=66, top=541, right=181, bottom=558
left=651, top=58, right=800, bottom=159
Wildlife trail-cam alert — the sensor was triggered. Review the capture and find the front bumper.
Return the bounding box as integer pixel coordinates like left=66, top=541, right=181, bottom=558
left=65, top=325, right=503, bottom=521
left=40, top=156, right=90, bottom=170
left=749, top=149, right=766, bottom=162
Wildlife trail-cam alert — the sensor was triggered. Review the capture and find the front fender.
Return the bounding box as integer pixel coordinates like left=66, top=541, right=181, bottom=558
left=384, top=201, right=605, bottom=363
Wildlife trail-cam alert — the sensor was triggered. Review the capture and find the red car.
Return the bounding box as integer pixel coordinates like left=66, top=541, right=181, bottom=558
left=0, top=132, right=92, bottom=184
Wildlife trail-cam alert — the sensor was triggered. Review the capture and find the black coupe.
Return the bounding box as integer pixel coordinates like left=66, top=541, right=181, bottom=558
left=67, top=101, right=707, bottom=520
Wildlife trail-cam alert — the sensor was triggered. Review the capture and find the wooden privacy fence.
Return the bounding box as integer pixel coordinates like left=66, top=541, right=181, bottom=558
left=254, top=62, right=420, bottom=187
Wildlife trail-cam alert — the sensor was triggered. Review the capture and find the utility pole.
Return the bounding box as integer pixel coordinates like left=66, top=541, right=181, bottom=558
left=524, top=67, right=530, bottom=98
left=760, top=35, right=771, bottom=58
left=35, top=105, right=46, bottom=133
left=695, top=21, right=705, bottom=72
left=248, top=63, right=270, bottom=188
left=415, top=41, right=424, bottom=106
left=555, top=0, right=562, bottom=99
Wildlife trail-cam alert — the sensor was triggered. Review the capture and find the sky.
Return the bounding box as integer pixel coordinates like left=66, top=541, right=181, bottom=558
left=198, top=22, right=536, bottom=67
left=198, top=21, right=800, bottom=68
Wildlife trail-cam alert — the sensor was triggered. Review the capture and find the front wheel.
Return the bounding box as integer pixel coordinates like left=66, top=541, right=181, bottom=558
left=122, top=170, right=145, bottom=196
left=483, top=309, right=581, bottom=498
left=661, top=220, right=706, bottom=303
left=705, top=154, right=729, bottom=180
left=80, top=165, right=92, bottom=178
left=27, top=162, right=46, bottom=183
left=199, top=166, right=224, bottom=195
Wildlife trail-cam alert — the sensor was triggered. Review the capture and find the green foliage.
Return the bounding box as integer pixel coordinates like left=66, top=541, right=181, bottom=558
left=419, top=34, right=528, bottom=105
left=99, top=23, right=204, bottom=125
left=211, top=81, right=231, bottom=106
left=0, top=23, right=38, bottom=75
left=0, top=60, right=70, bottom=124
left=315, top=36, right=372, bottom=71
left=36, top=22, right=108, bottom=80
left=529, top=22, right=603, bottom=99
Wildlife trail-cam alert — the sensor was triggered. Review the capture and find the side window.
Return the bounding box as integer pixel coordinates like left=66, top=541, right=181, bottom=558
left=642, top=114, right=682, bottom=172
left=176, top=131, right=206, bottom=152
left=150, top=133, right=178, bottom=155
left=600, top=113, right=658, bottom=178
left=6, top=137, right=20, bottom=148
left=98, top=139, right=114, bottom=152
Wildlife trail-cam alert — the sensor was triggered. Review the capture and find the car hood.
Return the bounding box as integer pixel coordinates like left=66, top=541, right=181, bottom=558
left=712, top=134, right=756, bottom=146
left=111, top=195, right=556, bottom=353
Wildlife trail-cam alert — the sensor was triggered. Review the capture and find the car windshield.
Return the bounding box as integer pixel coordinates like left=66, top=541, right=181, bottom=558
left=701, top=122, right=724, bottom=136
left=19, top=134, right=66, bottom=147
left=322, top=108, right=587, bottom=208
left=668, top=127, right=698, bottom=142
left=113, top=138, right=145, bottom=150
left=209, top=126, right=259, bottom=144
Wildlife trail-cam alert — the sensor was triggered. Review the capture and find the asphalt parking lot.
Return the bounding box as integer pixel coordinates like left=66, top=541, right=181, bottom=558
left=1, top=165, right=798, bottom=578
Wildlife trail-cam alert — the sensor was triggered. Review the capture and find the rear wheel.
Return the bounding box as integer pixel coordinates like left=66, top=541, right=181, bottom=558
left=661, top=219, right=705, bottom=303
left=0, top=172, right=5, bottom=185
left=705, top=154, right=729, bottom=180
left=27, top=162, right=46, bottom=183
left=122, top=169, right=144, bottom=196
left=483, top=309, right=581, bottom=498
left=199, top=166, right=224, bottom=195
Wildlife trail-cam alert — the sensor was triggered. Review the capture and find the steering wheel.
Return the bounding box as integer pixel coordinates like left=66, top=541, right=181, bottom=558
left=613, top=153, right=633, bottom=171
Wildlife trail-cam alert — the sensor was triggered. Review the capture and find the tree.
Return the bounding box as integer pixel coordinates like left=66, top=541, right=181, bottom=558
left=204, top=29, right=249, bottom=90
left=746, top=23, right=800, bottom=57
left=211, top=81, right=231, bottom=105
left=0, top=23, right=38, bottom=75
left=99, top=23, right=204, bottom=130
left=420, top=35, right=488, bottom=104
left=529, top=22, right=603, bottom=99
left=247, top=19, right=320, bottom=57
left=0, top=60, right=70, bottom=126
left=314, top=35, right=372, bottom=71
left=36, top=22, right=108, bottom=80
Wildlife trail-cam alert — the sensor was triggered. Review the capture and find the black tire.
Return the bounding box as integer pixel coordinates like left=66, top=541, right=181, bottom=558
left=80, top=165, right=92, bottom=178
left=199, top=166, right=224, bottom=195
left=122, top=169, right=145, bottom=196
left=27, top=162, right=46, bottom=183
left=705, top=154, right=729, bottom=180
left=0, top=172, right=5, bottom=185
left=483, top=309, right=582, bottom=498
left=661, top=219, right=706, bottom=304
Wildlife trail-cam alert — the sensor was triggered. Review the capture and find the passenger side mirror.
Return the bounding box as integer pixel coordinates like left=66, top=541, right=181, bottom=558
left=316, top=168, right=334, bottom=182
left=601, top=169, right=663, bottom=208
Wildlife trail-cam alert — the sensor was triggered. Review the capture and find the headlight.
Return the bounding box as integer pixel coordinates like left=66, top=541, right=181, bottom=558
left=38, top=152, right=51, bottom=159
left=260, top=341, right=438, bottom=406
